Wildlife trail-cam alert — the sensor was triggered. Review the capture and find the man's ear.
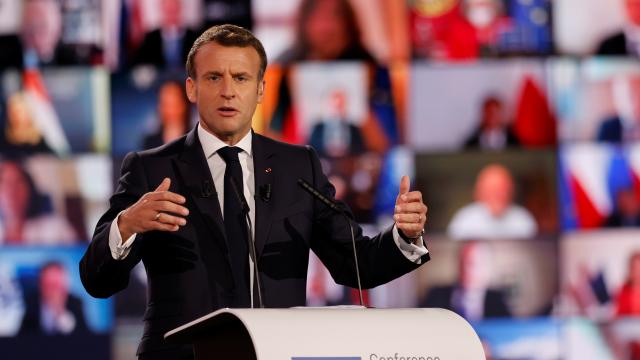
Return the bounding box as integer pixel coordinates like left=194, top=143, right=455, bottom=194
left=185, top=77, right=197, bottom=103
left=257, top=79, right=265, bottom=103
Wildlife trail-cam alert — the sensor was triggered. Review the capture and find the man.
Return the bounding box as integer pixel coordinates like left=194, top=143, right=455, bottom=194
left=421, top=241, right=511, bottom=320
left=130, top=0, right=199, bottom=69
left=20, top=261, right=88, bottom=336
left=80, top=25, right=429, bottom=359
left=597, top=74, right=640, bottom=143
left=447, top=163, right=537, bottom=240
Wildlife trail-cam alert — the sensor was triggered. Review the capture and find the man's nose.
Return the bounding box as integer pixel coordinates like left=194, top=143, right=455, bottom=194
left=220, top=78, right=235, bottom=99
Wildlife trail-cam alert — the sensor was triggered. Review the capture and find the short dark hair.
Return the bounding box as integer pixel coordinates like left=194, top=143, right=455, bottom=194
left=186, top=24, right=267, bottom=81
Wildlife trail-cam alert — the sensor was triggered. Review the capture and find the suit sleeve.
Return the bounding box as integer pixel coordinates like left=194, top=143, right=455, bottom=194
left=305, top=146, right=429, bottom=289
left=79, top=152, right=149, bottom=298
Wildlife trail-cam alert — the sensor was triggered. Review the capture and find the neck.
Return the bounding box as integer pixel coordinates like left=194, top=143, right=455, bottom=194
left=199, top=121, right=250, bottom=146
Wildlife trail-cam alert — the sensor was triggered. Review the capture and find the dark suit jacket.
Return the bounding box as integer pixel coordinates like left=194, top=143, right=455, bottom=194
left=596, top=116, right=623, bottom=143
left=80, top=128, right=428, bottom=358
left=597, top=32, right=628, bottom=55
left=19, top=293, right=88, bottom=336
left=420, top=285, right=511, bottom=319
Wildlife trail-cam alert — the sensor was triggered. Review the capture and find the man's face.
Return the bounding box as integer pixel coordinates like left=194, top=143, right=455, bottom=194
left=186, top=42, right=264, bottom=141
left=475, top=165, right=514, bottom=217
left=158, top=82, right=187, bottom=126
left=21, top=0, right=62, bottom=60
left=40, top=265, right=69, bottom=314
left=0, top=162, right=30, bottom=219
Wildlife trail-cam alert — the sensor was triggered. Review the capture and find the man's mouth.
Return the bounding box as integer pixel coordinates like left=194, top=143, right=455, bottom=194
left=217, top=106, right=238, bottom=117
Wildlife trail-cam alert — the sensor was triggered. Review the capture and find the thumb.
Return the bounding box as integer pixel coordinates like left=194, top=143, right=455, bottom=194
left=398, top=175, right=410, bottom=197
left=155, top=177, right=171, bottom=192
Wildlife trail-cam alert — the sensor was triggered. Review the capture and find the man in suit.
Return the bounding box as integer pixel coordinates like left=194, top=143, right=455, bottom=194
left=130, top=0, right=199, bottom=69
left=80, top=24, right=430, bottom=359
left=421, top=241, right=511, bottom=320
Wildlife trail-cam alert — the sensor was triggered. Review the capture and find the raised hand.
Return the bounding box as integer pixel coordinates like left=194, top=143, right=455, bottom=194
left=394, top=175, right=428, bottom=241
left=118, top=178, right=189, bottom=241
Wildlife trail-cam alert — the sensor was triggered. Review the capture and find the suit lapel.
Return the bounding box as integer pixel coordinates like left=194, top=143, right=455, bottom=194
left=173, top=128, right=230, bottom=259
left=252, top=132, right=275, bottom=259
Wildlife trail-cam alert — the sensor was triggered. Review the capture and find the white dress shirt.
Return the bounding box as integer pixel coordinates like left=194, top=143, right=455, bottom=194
left=108, top=124, right=428, bottom=305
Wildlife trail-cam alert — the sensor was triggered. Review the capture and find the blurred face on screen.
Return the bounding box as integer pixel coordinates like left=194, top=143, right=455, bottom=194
left=460, top=242, right=493, bottom=290
left=40, top=264, right=69, bottom=314
left=21, top=0, right=62, bottom=61
left=629, top=253, right=640, bottom=286
left=186, top=42, right=264, bottom=144
left=304, top=0, right=350, bottom=60
left=464, top=0, right=502, bottom=28
left=0, top=162, right=30, bottom=221
left=481, top=98, right=506, bottom=130
left=158, top=82, right=188, bottom=127
left=161, top=0, right=182, bottom=29
left=474, top=164, right=514, bottom=217
left=625, top=0, right=640, bottom=26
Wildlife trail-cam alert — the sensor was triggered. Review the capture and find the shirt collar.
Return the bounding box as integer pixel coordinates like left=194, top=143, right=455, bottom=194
left=197, top=123, right=253, bottom=158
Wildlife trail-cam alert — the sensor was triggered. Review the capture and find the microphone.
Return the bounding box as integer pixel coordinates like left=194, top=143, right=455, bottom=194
left=297, top=178, right=364, bottom=307
left=259, top=184, right=272, bottom=203
left=229, top=176, right=264, bottom=308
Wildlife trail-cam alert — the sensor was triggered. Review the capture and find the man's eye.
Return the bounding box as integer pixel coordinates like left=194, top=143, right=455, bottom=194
left=236, top=76, right=248, bottom=82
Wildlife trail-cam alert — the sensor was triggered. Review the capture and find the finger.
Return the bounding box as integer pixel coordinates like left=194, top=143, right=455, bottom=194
left=400, top=191, right=423, bottom=203
left=395, top=202, right=427, bottom=214
left=394, top=213, right=424, bottom=224
left=155, top=178, right=171, bottom=192
left=396, top=222, right=425, bottom=233
left=149, top=221, right=180, bottom=232
left=398, top=175, right=410, bottom=196
left=150, top=190, right=186, bottom=204
left=154, top=201, right=190, bottom=216
left=155, top=212, right=187, bottom=226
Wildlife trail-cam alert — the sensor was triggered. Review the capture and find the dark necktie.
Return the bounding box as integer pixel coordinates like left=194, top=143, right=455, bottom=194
left=217, top=146, right=250, bottom=307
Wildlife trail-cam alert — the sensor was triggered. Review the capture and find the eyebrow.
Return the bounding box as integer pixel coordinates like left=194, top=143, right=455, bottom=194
left=201, top=71, right=253, bottom=78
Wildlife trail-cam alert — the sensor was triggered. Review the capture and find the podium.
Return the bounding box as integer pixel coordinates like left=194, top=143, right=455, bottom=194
left=165, top=307, right=485, bottom=359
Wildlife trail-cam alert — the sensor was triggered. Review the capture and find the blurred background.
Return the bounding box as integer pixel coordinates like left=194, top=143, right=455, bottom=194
left=1, top=0, right=640, bottom=359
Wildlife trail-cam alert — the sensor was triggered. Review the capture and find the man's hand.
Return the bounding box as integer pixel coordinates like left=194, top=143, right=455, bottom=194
left=394, top=175, right=427, bottom=241
left=118, top=178, right=189, bottom=241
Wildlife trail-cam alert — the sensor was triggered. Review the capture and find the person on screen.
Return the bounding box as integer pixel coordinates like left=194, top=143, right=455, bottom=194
left=20, top=0, right=98, bottom=66
left=130, top=0, right=199, bottom=69
left=464, top=95, right=519, bottom=150
left=80, top=24, right=430, bottom=359
left=461, top=0, right=513, bottom=57
left=0, top=160, right=76, bottom=245
left=596, top=74, right=640, bottom=143
left=0, top=92, right=54, bottom=156
left=615, top=251, right=640, bottom=316
left=308, top=89, right=366, bottom=158
left=605, top=188, right=640, bottom=227
left=275, top=0, right=373, bottom=64
left=597, top=0, right=640, bottom=56
left=420, top=241, right=511, bottom=320
left=19, top=261, right=88, bottom=335
left=142, top=80, right=192, bottom=149
left=447, top=164, right=537, bottom=240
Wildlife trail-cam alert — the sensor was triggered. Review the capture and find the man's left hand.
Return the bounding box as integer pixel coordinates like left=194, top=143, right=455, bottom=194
left=394, top=175, right=427, bottom=240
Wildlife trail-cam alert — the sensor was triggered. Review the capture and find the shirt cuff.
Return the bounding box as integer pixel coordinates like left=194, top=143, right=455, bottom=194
left=108, top=211, right=137, bottom=260
left=392, top=224, right=428, bottom=264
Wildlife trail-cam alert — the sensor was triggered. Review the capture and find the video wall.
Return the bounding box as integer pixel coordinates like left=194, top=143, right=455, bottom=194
left=1, top=0, right=640, bottom=359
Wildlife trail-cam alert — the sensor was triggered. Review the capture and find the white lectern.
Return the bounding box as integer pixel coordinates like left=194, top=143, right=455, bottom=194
left=165, top=307, right=485, bottom=359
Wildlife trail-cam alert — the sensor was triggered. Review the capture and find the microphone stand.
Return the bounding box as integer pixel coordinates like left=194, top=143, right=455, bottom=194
left=230, top=177, right=264, bottom=308
left=297, top=178, right=364, bottom=307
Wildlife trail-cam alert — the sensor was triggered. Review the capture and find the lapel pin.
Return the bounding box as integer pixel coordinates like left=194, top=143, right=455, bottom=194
left=265, top=167, right=272, bottom=173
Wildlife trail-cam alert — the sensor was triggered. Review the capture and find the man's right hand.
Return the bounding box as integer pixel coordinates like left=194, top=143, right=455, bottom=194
left=118, top=178, right=189, bottom=242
